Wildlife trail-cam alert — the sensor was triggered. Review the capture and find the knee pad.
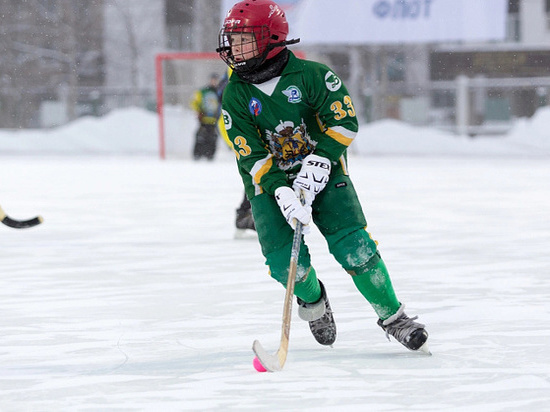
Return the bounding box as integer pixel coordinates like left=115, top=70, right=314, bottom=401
left=266, top=242, right=311, bottom=286
left=329, top=228, right=380, bottom=275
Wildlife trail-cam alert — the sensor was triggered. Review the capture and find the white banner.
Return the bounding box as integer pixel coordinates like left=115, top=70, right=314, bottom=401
left=292, top=0, right=508, bottom=44
left=221, top=0, right=508, bottom=45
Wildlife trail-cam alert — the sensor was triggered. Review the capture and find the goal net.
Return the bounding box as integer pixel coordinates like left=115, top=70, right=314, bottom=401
left=155, top=52, right=228, bottom=159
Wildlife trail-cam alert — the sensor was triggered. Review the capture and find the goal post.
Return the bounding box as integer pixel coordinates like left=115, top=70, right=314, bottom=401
left=155, top=52, right=227, bottom=159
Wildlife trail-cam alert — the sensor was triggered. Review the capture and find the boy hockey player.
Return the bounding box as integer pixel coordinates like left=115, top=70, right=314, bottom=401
left=217, top=0, right=429, bottom=352
left=190, top=73, right=222, bottom=160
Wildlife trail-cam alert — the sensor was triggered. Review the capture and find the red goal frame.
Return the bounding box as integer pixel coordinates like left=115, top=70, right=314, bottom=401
left=155, top=52, right=221, bottom=159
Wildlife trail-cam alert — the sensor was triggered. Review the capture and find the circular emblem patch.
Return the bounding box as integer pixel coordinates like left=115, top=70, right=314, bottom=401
left=325, top=71, right=342, bottom=92
left=282, top=86, right=302, bottom=103
left=222, top=109, right=232, bottom=130
left=248, top=97, right=262, bottom=116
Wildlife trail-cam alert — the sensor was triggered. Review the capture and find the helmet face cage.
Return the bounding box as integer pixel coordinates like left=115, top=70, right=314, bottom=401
left=218, top=25, right=272, bottom=74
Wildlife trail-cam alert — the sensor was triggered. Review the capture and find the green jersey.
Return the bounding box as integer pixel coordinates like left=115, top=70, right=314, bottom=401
left=190, top=86, right=221, bottom=125
left=221, top=51, right=358, bottom=200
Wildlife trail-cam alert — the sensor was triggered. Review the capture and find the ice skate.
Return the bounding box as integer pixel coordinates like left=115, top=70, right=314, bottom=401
left=297, top=281, right=336, bottom=346
left=377, top=304, right=430, bottom=354
left=234, top=208, right=256, bottom=239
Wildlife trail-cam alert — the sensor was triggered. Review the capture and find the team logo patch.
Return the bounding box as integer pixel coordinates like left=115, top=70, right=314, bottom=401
left=222, top=109, right=232, bottom=130
left=325, top=71, right=342, bottom=92
left=282, top=86, right=302, bottom=103
left=248, top=97, right=262, bottom=116
left=265, top=120, right=315, bottom=170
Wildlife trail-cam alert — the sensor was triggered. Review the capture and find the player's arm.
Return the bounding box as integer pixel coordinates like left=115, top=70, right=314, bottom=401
left=190, top=90, right=202, bottom=113
left=222, top=91, right=311, bottom=232
left=303, top=64, right=359, bottom=162
left=222, top=94, right=288, bottom=195
left=292, top=63, right=359, bottom=205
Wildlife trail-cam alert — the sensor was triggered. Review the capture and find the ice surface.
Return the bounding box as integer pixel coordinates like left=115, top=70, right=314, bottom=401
left=1, top=108, right=549, bottom=410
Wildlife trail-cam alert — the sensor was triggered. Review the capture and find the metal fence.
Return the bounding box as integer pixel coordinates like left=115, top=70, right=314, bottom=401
left=354, top=76, right=550, bottom=136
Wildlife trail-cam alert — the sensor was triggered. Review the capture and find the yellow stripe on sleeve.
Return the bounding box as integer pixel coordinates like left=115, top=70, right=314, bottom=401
left=325, top=126, right=356, bottom=147
left=251, top=154, right=274, bottom=185
left=339, top=155, right=348, bottom=175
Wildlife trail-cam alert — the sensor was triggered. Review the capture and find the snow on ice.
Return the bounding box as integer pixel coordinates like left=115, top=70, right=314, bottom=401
left=1, top=108, right=549, bottom=410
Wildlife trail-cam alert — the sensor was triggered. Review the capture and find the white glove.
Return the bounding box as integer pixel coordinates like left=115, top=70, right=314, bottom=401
left=292, top=154, right=331, bottom=206
left=274, top=186, right=311, bottom=234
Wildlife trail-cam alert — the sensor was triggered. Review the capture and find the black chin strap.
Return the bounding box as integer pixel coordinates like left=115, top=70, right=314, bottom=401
left=270, top=38, right=301, bottom=49
left=237, top=47, right=291, bottom=84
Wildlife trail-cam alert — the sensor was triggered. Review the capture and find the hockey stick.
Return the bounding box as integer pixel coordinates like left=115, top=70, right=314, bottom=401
left=0, top=205, right=43, bottom=229
left=252, top=198, right=304, bottom=372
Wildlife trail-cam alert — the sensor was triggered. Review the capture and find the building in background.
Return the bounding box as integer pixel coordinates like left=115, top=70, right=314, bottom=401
left=0, top=0, right=221, bottom=129
left=288, top=0, right=550, bottom=134
left=103, top=0, right=221, bottom=109
left=0, top=0, right=104, bottom=128
left=424, top=0, right=550, bottom=134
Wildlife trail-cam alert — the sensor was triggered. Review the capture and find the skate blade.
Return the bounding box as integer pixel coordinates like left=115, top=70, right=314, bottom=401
left=417, top=342, right=432, bottom=356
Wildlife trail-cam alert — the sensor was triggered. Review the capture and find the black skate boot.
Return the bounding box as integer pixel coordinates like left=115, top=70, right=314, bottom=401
left=235, top=208, right=255, bottom=230
left=377, top=304, right=429, bottom=353
left=234, top=197, right=256, bottom=239
left=297, top=281, right=336, bottom=346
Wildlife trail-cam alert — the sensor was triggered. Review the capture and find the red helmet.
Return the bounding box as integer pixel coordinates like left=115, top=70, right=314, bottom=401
left=217, top=0, right=298, bottom=74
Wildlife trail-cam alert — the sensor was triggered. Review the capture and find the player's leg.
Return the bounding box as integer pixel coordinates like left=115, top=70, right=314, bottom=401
left=193, top=130, right=201, bottom=159
left=250, top=192, right=336, bottom=345
left=204, top=125, right=217, bottom=160
left=193, top=125, right=206, bottom=159
left=250, top=192, right=318, bottom=300
left=313, top=174, right=428, bottom=351
left=312, top=174, right=400, bottom=317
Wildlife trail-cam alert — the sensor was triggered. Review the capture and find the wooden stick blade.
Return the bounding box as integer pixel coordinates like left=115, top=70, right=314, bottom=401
left=252, top=340, right=283, bottom=372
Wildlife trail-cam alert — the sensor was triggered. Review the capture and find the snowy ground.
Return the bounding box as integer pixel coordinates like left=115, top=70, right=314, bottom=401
left=1, top=109, right=549, bottom=410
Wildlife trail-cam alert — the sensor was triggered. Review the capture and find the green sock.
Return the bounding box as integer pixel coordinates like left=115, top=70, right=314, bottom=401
left=293, top=267, right=322, bottom=303
left=350, top=257, right=400, bottom=320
